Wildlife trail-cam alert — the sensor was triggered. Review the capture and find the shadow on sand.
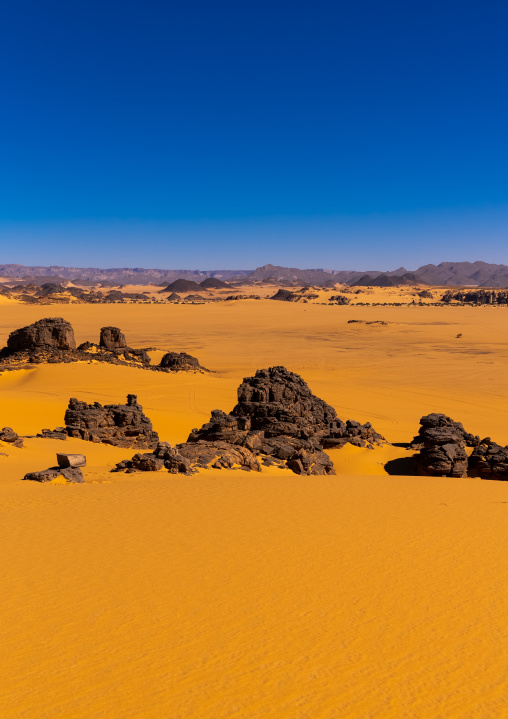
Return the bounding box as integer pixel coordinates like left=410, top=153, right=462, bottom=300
left=384, top=454, right=419, bottom=476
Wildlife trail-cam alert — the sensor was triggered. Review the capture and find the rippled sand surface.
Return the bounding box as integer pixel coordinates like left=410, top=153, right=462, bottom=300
left=2, top=301, right=508, bottom=718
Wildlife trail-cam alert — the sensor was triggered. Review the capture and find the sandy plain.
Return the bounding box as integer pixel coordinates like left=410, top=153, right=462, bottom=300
left=2, top=299, right=508, bottom=718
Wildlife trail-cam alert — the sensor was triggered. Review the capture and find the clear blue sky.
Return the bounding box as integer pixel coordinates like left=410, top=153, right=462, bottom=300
left=1, top=0, right=507, bottom=269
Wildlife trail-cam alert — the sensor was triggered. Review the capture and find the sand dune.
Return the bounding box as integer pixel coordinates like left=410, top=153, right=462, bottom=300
left=2, top=301, right=508, bottom=717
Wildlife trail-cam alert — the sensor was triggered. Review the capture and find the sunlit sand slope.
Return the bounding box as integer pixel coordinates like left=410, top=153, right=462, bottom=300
left=1, top=302, right=508, bottom=717
left=2, top=474, right=508, bottom=718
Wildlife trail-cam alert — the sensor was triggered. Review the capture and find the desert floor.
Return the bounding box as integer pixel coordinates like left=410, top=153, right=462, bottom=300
left=2, top=301, right=508, bottom=718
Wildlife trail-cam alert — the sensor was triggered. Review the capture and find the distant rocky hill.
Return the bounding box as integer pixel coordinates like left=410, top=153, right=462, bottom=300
left=351, top=272, right=427, bottom=287
left=0, top=264, right=250, bottom=285
left=2, top=260, right=508, bottom=287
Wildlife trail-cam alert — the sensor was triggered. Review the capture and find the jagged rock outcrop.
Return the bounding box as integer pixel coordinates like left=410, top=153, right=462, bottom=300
left=159, top=352, right=201, bottom=371
left=113, top=367, right=384, bottom=478
left=99, top=326, right=127, bottom=350
left=5, top=317, right=76, bottom=353
left=0, top=427, right=24, bottom=448
left=64, top=394, right=159, bottom=448
left=0, top=318, right=205, bottom=374
left=411, top=414, right=475, bottom=477
left=114, top=441, right=194, bottom=474
left=183, top=366, right=383, bottom=475
left=469, top=439, right=508, bottom=480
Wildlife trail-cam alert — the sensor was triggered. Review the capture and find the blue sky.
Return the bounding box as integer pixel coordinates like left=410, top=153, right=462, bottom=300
left=1, top=0, right=507, bottom=269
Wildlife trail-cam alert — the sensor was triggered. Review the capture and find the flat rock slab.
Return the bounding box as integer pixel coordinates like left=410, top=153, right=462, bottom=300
left=57, top=453, right=87, bottom=468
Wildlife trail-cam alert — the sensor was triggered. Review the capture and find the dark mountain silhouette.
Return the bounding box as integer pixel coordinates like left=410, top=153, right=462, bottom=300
left=351, top=272, right=427, bottom=287
left=2, top=261, right=508, bottom=287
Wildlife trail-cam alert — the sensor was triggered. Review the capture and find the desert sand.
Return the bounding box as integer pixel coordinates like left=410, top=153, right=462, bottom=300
left=2, top=300, right=508, bottom=718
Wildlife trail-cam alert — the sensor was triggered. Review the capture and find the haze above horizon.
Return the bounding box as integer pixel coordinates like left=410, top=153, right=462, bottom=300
left=1, top=0, right=507, bottom=268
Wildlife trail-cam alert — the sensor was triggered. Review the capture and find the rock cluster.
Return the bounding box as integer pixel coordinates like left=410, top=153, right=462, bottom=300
left=469, top=439, right=508, bottom=480
left=441, top=290, right=508, bottom=305
left=411, top=413, right=508, bottom=481
left=184, top=368, right=381, bottom=474
left=114, top=367, right=384, bottom=477
left=0, top=427, right=24, bottom=448
left=64, top=394, right=159, bottom=449
left=114, top=441, right=193, bottom=474
left=0, top=318, right=204, bottom=373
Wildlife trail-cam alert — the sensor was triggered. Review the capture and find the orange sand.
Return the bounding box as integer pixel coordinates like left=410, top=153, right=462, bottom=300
left=2, top=301, right=508, bottom=718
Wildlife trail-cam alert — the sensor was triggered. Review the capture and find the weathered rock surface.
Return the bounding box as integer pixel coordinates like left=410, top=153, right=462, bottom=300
left=64, top=394, right=159, bottom=449
left=23, top=466, right=84, bottom=483
left=469, top=439, right=508, bottom=480
left=57, top=453, right=86, bottom=468
left=159, top=352, right=201, bottom=371
left=99, top=326, right=127, bottom=350
left=177, top=441, right=261, bottom=471
left=412, top=414, right=473, bottom=477
left=0, top=427, right=24, bottom=448
left=114, top=441, right=194, bottom=475
left=5, top=317, right=76, bottom=353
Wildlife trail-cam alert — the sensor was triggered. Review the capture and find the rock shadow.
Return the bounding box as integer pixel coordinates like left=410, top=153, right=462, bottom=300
left=384, top=454, right=419, bottom=476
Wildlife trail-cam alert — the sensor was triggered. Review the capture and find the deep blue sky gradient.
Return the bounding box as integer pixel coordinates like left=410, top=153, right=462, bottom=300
left=1, top=0, right=507, bottom=269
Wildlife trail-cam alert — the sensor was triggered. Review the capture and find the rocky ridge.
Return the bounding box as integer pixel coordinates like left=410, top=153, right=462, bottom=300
left=0, top=318, right=204, bottom=374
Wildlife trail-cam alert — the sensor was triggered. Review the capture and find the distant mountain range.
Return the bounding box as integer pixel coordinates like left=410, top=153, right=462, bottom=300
left=1, top=261, right=508, bottom=287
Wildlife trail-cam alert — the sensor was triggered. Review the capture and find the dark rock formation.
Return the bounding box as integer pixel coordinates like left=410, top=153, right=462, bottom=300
left=114, top=441, right=194, bottom=475
left=441, top=290, right=508, bottom=305
left=37, top=427, right=67, bottom=440
left=410, top=413, right=478, bottom=450
left=270, top=289, right=300, bottom=302
left=64, top=394, right=159, bottom=449
left=183, top=366, right=383, bottom=475
left=411, top=414, right=475, bottom=477
left=469, top=440, right=508, bottom=480
left=328, top=295, right=350, bottom=304
left=160, top=279, right=201, bottom=293
left=0, top=427, right=24, bottom=448
left=100, top=326, right=127, bottom=350
left=159, top=352, right=201, bottom=371
left=6, top=317, right=76, bottom=353
left=200, top=277, right=230, bottom=289
left=167, top=292, right=181, bottom=301
left=113, top=367, right=384, bottom=477
left=184, top=294, right=206, bottom=302
left=23, top=466, right=84, bottom=483
left=0, top=318, right=204, bottom=374
left=177, top=441, right=261, bottom=471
